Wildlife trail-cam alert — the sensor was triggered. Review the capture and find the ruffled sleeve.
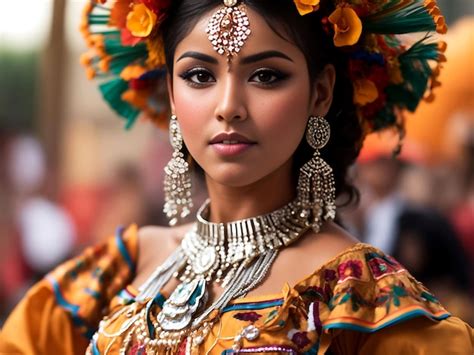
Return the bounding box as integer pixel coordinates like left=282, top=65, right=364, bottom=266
left=332, top=315, right=474, bottom=354
left=291, top=243, right=473, bottom=354
left=0, top=225, right=138, bottom=354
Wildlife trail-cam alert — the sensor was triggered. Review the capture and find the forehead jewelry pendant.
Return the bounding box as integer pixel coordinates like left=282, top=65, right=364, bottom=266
left=206, top=0, right=251, bottom=61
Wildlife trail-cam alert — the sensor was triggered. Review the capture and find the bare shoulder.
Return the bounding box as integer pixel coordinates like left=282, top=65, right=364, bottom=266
left=131, top=223, right=192, bottom=289
left=303, top=221, right=360, bottom=259
left=262, top=221, right=360, bottom=293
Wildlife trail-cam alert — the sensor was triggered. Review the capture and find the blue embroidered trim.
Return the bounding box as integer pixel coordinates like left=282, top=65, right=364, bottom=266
left=222, top=299, right=284, bottom=313
left=154, top=292, right=166, bottom=308
left=323, top=309, right=451, bottom=333
left=116, top=288, right=136, bottom=305
left=92, top=339, right=100, bottom=355
left=115, top=226, right=135, bottom=274
left=84, top=288, right=101, bottom=300
left=48, top=276, right=96, bottom=339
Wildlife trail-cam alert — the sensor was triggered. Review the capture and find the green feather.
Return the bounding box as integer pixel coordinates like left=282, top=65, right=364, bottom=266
left=364, top=0, right=437, bottom=34
left=99, top=79, right=140, bottom=128
left=384, top=38, right=440, bottom=112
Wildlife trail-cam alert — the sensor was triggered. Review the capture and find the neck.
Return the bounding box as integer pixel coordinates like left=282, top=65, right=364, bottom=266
left=204, top=159, right=295, bottom=223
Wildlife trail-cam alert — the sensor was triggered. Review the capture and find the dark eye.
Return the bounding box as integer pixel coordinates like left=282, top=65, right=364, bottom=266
left=250, top=69, right=288, bottom=86
left=179, top=68, right=215, bottom=86
left=192, top=71, right=213, bottom=83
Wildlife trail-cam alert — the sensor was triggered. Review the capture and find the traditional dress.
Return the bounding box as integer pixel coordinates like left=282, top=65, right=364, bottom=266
left=1, top=225, right=472, bottom=354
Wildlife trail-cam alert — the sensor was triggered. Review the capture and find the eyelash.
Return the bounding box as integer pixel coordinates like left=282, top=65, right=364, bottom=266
left=178, top=67, right=214, bottom=88
left=178, top=67, right=289, bottom=88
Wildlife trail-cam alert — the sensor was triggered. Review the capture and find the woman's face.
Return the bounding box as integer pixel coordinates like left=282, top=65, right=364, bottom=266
left=169, top=7, right=334, bottom=188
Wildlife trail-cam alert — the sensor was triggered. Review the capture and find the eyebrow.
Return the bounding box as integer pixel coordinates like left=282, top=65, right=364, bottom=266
left=240, top=50, right=293, bottom=64
left=176, top=50, right=294, bottom=64
left=177, top=51, right=218, bottom=64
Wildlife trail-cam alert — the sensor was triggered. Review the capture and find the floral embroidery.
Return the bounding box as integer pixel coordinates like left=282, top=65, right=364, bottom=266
left=324, top=269, right=336, bottom=282
left=264, top=309, right=279, bottom=324
left=338, top=259, right=363, bottom=282
left=366, top=252, right=403, bottom=279
left=288, top=329, right=311, bottom=349
left=233, top=311, right=262, bottom=322
left=375, top=284, right=410, bottom=312
left=130, top=343, right=147, bottom=354
left=301, top=285, right=332, bottom=303
left=329, top=286, right=371, bottom=312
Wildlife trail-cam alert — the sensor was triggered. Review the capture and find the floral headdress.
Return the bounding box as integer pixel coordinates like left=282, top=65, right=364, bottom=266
left=80, top=0, right=447, bottom=134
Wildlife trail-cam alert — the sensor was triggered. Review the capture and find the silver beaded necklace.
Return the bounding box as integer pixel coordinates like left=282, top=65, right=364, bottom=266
left=126, top=198, right=315, bottom=352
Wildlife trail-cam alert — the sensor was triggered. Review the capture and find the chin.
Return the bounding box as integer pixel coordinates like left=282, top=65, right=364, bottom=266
left=204, top=164, right=266, bottom=188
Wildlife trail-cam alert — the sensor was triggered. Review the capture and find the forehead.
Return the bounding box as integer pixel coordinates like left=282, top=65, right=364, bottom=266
left=174, top=6, right=303, bottom=63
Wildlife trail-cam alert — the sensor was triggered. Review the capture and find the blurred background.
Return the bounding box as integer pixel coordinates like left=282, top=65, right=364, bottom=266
left=0, top=0, right=473, bottom=325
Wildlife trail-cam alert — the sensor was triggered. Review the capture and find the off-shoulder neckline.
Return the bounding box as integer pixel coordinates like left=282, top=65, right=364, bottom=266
left=126, top=240, right=382, bottom=305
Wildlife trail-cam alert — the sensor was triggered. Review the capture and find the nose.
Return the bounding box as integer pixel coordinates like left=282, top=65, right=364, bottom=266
left=214, top=75, right=248, bottom=123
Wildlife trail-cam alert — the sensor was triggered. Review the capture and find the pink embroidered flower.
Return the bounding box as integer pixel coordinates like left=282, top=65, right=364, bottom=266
left=233, top=311, right=262, bottom=322
left=289, top=330, right=311, bottom=349
left=366, top=253, right=403, bottom=279
left=338, top=259, right=363, bottom=281
left=130, top=343, right=147, bottom=355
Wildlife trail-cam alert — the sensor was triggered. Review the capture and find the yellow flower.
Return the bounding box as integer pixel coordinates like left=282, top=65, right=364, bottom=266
left=353, top=79, right=378, bottom=105
left=293, top=0, right=320, bottom=16
left=126, top=3, right=157, bottom=38
left=328, top=5, right=362, bottom=47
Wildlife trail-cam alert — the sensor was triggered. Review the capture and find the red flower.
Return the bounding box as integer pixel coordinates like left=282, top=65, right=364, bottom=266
left=338, top=259, right=363, bottom=281
left=121, top=28, right=145, bottom=46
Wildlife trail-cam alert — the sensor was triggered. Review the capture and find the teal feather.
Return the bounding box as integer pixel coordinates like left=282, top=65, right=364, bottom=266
left=384, top=38, right=440, bottom=112
left=364, top=0, right=437, bottom=34
left=99, top=79, right=140, bottom=129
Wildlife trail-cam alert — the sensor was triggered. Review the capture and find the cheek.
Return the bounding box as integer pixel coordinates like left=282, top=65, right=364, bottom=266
left=171, top=81, right=213, bottom=149
left=252, top=85, right=310, bottom=149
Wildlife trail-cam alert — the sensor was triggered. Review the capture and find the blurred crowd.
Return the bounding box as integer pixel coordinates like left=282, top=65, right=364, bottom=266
left=341, top=127, right=474, bottom=324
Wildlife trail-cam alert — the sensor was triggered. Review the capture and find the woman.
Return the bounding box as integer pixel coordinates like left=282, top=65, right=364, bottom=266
left=0, top=0, right=472, bottom=354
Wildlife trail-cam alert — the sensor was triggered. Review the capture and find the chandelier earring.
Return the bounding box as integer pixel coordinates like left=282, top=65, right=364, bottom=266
left=163, top=114, right=193, bottom=226
left=296, top=115, right=336, bottom=232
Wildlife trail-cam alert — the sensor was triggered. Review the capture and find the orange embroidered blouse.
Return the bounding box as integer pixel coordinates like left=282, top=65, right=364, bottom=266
left=0, top=225, right=472, bottom=354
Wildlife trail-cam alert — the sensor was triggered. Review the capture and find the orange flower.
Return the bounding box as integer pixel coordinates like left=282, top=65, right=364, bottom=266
left=126, top=3, right=157, bottom=38
left=120, top=65, right=147, bottom=81
left=328, top=5, right=363, bottom=47
left=146, top=38, right=166, bottom=67
left=293, top=0, right=320, bottom=16
left=353, top=79, right=378, bottom=105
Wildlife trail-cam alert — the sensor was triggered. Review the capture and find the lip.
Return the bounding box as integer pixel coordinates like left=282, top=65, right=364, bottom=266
left=211, top=143, right=254, bottom=156
left=209, top=132, right=256, bottom=157
left=210, top=132, right=256, bottom=145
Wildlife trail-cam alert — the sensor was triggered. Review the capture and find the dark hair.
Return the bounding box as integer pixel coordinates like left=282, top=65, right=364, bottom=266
left=161, top=0, right=364, bottom=206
